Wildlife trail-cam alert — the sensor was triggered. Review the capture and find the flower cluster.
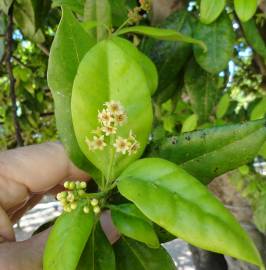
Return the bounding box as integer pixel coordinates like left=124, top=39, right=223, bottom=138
left=56, top=181, right=101, bottom=215
left=85, top=101, right=140, bottom=156
left=128, top=0, right=151, bottom=25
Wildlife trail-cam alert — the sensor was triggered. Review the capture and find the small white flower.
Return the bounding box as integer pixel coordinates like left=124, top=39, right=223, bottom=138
left=91, top=127, right=103, bottom=136
left=102, top=125, right=117, bottom=136
left=113, top=137, right=130, bottom=154
left=128, top=141, right=140, bottom=155
left=105, top=101, right=124, bottom=115
left=114, top=112, right=127, bottom=126
left=98, top=109, right=113, bottom=126
left=85, top=137, right=96, bottom=151
left=93, top=135, right=106, bottom=150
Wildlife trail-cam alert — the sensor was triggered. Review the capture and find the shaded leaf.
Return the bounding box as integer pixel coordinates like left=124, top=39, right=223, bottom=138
left=114, top=237, right=176, bottom=270
left=71, top=39, right=153, bottom=180
left=43, top=204, right=94, bottom=270
left=0, top=13, right=5, bottom=61
left=77, top=223, right=115, bottom=270
left=52, top=0, right=85, bottom=14
left=200, top=0, right=225, bottom=24
left=234, top=0, right=258, bottom=22
left=216, top=93, right=230, bottom=119
left=185, top=58, right=219, bottom=123
left=158, top=119, right=266, bottom=183
left=117, top=158, right=264, bottom=269
left=110, top=203, right=159, bottom=248
left=0, top=0, right=13, bottom=14
left=193, top=13, right=235, bottom=74
left=251, top=97, right=266, bottom=121
left=181, top=114, right=198, bottom=133
left=47, top=7, right=100, bottom=180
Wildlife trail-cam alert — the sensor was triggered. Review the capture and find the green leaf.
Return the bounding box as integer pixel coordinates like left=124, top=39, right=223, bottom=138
left=112, top=37, right=158, bottom=95
left=114, top=237, right=176, bottom=270
left=234, top=0, right=258, bottom=22
left=83, top=0, right=111, bottom=41
left=158, top=119, right=266, bottom=183
left=254, top=195, right=266, bottom=234
left=117, top=158, right=264, bottom=269
left=185, top=58, right=219, bottom=123
left=193, top=13, right=235, bottom=74
left=259, top=142, right=266, bottom=158
left=251, top=97, right=266, bottom=120
left=43, top=204, right=94, bottom=270
left=0, top=0, right=13, bottom=14
left=110, top=203, right=159, bottom=248
left=200, top=0, right=225, bottom=24
left=216, top=93, right=230, bottom=119
left=52, top=0, right=85, bottom=14
left=0, top=13, right=5, bottom=62
left=141, top=10, right=193, bottom=98
left=116, top=25, right=207, bottom=52
left=47, top=7, right=100, bottom=180
left=181, top=114, right=198, bottom=133
left=77, top=223, right=115, bottom=270
left=241, top=19, right=266, bottom=60
left=71, top=39, right=153, bottom=180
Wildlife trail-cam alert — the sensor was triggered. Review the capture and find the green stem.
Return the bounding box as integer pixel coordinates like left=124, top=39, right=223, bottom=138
left=80, top=191, right=108, bottom=199
left=114, top=18, right=130, bottom=35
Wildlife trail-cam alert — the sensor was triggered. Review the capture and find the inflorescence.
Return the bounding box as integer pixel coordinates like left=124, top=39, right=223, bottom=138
left=128, top=0, right=151, bottom=25
left=85, top=100, right=140, bottom=156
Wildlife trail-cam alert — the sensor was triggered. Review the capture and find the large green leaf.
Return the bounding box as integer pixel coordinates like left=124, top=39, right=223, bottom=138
left=47, top=7, right=100, bottom=180
left=110, top=203, right=159, bottom=248
left=83, top=0, right=111, bottom=41
left=77, top=223, right=115, bottom=270
left=193, top=13, right=235, bottom=74
left=234, top=0, right=258, bottom=22
left=157, top=119, right=266, bottom=183
left=112, top=37, right=158, bottom=95
left=141, top=10, right=193, bottom=98
left=116, top=25, right=207, bottom=52
left=200, top=0, right=225, bottom=24
left=114, top=237, right=176, bottom=270
left=117, top=158, right=264, bottom=269
left=43, top=204, right=94, bottom=270
left=185, top=58, right=219, bottom=123
left=241, top=19, right=266, bottom=61
left=71, top=39, right=153, bottom=180
left=52, top=0, right=85, bottom=14
left=0, top=0, right=13, bottom=14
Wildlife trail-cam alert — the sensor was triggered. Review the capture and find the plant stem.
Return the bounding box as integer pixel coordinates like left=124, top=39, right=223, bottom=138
left=105, top=135, right=116, bottom=189
left=114, top=18, right=130, bottom=35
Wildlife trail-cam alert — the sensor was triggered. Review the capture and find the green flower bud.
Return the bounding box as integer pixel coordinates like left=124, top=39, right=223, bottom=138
left=69, top=182, right=76, bottom=190
left=64, top=181, right=70, bottom=189
left=70, top=202, right=77, bottom=210
left=80, top=181, right=87, bottom=189
left=64, top=205, right=72, bottom=213
left=93, top=206, right=101, bottom=214
left=91, top=198, right=99, bottom=207
left=83, top=206, right=90, bottom=214
left=56, top=193, right=61, bottom=201
left=78, top=190, right=85, bottom=196
left=60, top=191, right=67, bottom=198
left=75, top=181, right=80, bottom=189
left=67, top=192, right=75, bottom=202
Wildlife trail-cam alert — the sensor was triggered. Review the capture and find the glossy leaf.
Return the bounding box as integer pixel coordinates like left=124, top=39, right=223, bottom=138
left=52, top=0, right=85, bottom=14
left=216, top=93, right=230, bottom=119
left=83, top=0, right=111, bottom=41
left=234, top=0, right=258, bottom=22
left=158, top=119, right=266, bottom=183
left=141, top=10, right=193, bottom=97
left=114, top=237, right=176, bottom=270
left=112, top=37, right=158, bottom=95
left=117, top=158, right=264, bottom=269
left=185, top=58, right=219, bottom=123
left=110, top=203, right=159, bottom=248
left=200, top=0, right=225, bottom=24
left=193, top=13, right=235, bottom=74
left=77, top=223, right=115, bottom=270
left=242, top=19, right=266, bottom=60
left=181, top=114, right=198, bottom=133
left=0, top=0, right=13, bottom=14
left=116, top=25, right=207, bottom=52
left=251, top=97, right=266, bottom=121
left=47, top=7, right=100, bottom=180
left=43, top=204, right=94, bottom=270
left=71, top=39, right=153, bottom=179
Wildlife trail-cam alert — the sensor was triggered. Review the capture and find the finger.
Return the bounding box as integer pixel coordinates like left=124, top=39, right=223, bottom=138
left=0, top=204, right=15, bottom=241
left=0, top=142, right=89, bottom=193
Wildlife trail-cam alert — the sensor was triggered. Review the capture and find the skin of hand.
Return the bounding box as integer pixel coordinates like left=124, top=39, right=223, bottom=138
left=0, top=142, right=119, bottom=270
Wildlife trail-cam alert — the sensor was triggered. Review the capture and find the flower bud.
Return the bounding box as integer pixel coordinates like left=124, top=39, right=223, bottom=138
left=93, top=206, right=101, bottom=214
left=64, top=181, right=70, bottom=189
left=78, top=190, right=85, bottom=196
left=83, top=206, right=90, bottom=214
left=60, top=191, right=67, bottom=198
left=80, top=181, right=87, bottom=189
left=56, top=193, right=61, bottom=201
left=67, top=192, right=75, bottom=202
left=91, top=198, right=99, bottom=207
left=64, top=205, right=72, bottom=213
left=69, top=182, right=76, bottom=190
left=70, top=202, right=77, bottom=210
left=75, top=181, right=80, bottom=189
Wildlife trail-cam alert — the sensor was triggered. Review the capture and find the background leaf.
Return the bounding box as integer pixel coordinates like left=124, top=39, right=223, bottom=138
left=110, top=203, right=159, bottom=248
left=216, top=93, right=230, bottom=119
left=52, top=0, right=85, bottom=14
left=43, top=205, right=94, bottom=270
left=181, top=114, right=198, bottom=133
left=117, top=158, right=263, bottom=269
left=185, top=58, right=219, bottom=123
left=0, top=12, right=5, bottom=62
left=77, top=223, right=116, bottom=270
left=47, top=7, right=100, bottom=180
left=234, top=0, right=258, bottom=22
left=114, top=237, right=176, bottom=270
left=251, top=97, right=266, bottom=120
left=157, top=119, right=266, bottom=183
left=200, top=0, right=225, bottom=24
left=0, top=0, right=13, bottom=14
left=193, top=13, right=235, bottom=74
left=71, top=39, right=153, bottom=179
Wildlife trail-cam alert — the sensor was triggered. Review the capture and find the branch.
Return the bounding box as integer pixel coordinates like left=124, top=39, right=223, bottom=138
left=12, top=55, right=30, bottom=69
left=6, top=4, right=23, bottom=147
left=37, top=43, right=49, bottom=56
